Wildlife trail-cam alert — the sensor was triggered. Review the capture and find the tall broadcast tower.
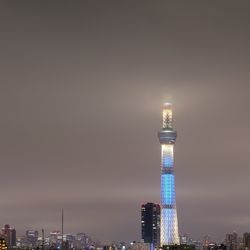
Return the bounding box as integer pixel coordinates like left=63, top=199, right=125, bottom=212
left=158, top=103, right=180, bottom=246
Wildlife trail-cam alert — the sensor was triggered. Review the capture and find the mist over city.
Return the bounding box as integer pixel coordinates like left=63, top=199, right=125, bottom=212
left=0, top=1, right=250, bottom=250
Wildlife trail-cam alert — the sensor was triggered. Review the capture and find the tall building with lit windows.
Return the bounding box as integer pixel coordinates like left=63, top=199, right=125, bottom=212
left=141, top=203, right=160, bottom=247
left=158, top=103, right=180, bottom=246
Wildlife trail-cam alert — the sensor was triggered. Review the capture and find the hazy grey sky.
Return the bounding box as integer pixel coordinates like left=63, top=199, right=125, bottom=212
left=0, top=1, right=250, bottom=243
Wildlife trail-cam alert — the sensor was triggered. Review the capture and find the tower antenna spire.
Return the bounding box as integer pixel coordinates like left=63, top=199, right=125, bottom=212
left=62, top=208, right=64, bottom=245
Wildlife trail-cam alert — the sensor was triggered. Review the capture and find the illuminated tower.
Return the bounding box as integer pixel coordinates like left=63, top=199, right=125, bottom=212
left=158, top=103, right=180, bottom=246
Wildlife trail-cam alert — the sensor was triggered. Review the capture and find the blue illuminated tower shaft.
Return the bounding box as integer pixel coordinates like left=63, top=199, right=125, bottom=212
left=158, top=103, right=179, bottom=246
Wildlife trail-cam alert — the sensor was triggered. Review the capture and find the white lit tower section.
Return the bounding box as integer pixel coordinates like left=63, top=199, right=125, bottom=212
left=158, top=103, right=180, bottom=246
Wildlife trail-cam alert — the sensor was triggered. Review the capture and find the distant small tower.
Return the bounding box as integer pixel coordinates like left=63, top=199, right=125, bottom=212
left=158, top=103, right=180, bottom=246
left=62, top=208, right=64, bottom=242
left=61, top=208, right=64, bottom=250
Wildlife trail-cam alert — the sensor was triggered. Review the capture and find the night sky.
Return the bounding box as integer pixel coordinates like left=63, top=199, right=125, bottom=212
left=1, top=1, right=250, bottom=244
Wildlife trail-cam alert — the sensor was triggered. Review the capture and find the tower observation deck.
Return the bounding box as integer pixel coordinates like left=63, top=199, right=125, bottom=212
left=158, top=103, right=180, bottom=246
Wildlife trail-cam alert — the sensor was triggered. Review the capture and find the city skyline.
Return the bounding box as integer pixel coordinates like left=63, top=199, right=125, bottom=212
left=1, top=223, right=250, bottom=249
left=0, top=1, right=250, bottom=244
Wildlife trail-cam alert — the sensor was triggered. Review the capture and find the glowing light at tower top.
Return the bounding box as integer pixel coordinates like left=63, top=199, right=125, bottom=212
left=162, top=102, right=173, bottom=129
left=158, top=102, right=177, bottom=144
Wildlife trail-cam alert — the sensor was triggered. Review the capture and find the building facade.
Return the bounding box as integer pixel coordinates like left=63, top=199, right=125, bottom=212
left=243, top=233, right=250, bottom=250
left=130, top=242, right=152, bottom=250
left=226, top=232, right=238, bottom=250
left=1, top=224, right=16, bottom=248
left=158, top=103, right=179, bottom=246
left=26, top=230, right=39, bottom=247
left=141, top=202, right=160, bottom=247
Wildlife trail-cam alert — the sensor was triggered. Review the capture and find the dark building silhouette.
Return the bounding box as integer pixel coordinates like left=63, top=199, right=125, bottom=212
left=243, top=233, right=250, bottom=250
left=141, top=203, right=160, bottom=247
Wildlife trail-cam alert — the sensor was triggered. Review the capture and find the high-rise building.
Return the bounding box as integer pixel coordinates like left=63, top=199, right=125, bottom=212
left=238, top=236, right=244, bottom=250
left=158, top=103, right=179, bottom=246
left=202, top=235, right=211, bottom=250
left=26, top=230, right=39, bottom=247
left=225, top=232, right=238, bottom=250
left=141, top=202, right=160, bottom=247
left=1, top=224, right=16, bottom=248
left=243, top=233, right=250, bottom=250
left=50, top=230, right=61, bottom=249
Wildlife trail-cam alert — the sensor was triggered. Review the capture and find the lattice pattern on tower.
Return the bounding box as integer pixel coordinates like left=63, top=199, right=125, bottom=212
left=158, top=103, right=180, bottom=246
